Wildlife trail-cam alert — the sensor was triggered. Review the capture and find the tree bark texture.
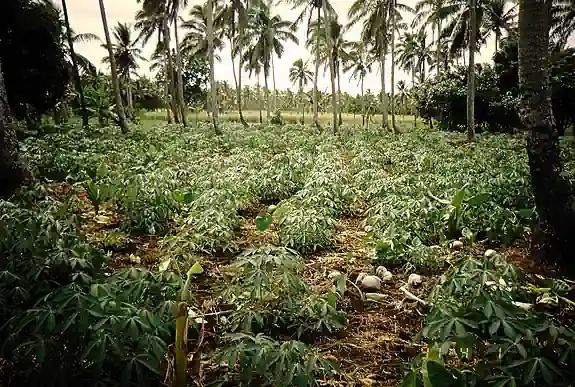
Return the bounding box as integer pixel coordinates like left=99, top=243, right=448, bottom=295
left=466, top=0, right=476, bottom=140
left=518, top=0, right=575, bottom=271
left=174, top=19, right=187, bottom=127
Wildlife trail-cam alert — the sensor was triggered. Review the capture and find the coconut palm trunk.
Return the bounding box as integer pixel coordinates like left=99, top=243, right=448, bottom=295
left=380, top=49, right=389, bottom=129
left=264, top=68, right=271, bottom=122
left=271, top=54, right=277, bottom=112
left=62, top=0, right=89, bottom=128
left=361, top=76, right=365, bottom=126
left=163, top=14, right=180, bottom=124
left=164, top=67, right=172, bottom=123
left=322, top=2, right=338, bottom=134
left=207, top=0, right=220, bottom=134
left=390, top=8, right=398, bottom=134
left=257, top=74, right=263, bottom=123
left=337, top=62, right=342, bottom=126
left=299, top=79, right=305, bottom=123
left=312, top=6, right=321, bottom=129
left=436, top=21, right=441, bottom=76
left=98, top=0, right=129, bottom=133
left=126, top=74, right=134, bottom=117
left=466, top=0, right=476, bottom=140
left=174, top=18, right=187, bottom=126
left=412, top=68, right=416, bottom=125
left=518, top=0, right=575, bottom=270
left=238, top=24, right=248, bottom=127
left=0, top=58, right=26, bottom=197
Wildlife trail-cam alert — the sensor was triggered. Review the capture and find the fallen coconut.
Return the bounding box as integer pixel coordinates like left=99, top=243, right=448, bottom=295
left=408, top=273, right=423, bottom=288
left=355, top=272, right=367, bottom=285
left=484, top=249, right=497, bottom=258
left=380, top=271, right=393, bottom=283
left=360, top=275, right=382, bottom=291
left=450, top=240, right=464, bottom=250
left=267, top=204, right=277, bottom=213
left=375, top=266, right=388, bottom=278
left=129, top=254, right=141, bottom=264
left=328, top=271, right=342, bottom=279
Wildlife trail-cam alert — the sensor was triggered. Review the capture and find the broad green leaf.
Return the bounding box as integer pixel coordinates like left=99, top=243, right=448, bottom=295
left=255, top=215, right=273, bottom=232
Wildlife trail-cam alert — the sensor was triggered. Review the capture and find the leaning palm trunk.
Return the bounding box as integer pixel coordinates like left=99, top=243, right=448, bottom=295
left=0, top=58, right=26, bottom=197
left=98, top=0, right=129, bottom=133
left=466, top=0, right=476, bottom=140
left=312, top=6, right=321, bottom=129
left=207, top=0, right=220, bottom=134
left=390, top=10, right=398, bottom=134
left=380, top=50, right=388, bottom=130
left=126, top=74, right=133, bottom=117
left=163, top=15, right=180, bottom=124
left=518, top=0, right=575, bottom=271
left=174, top=18, right=187, bottom=127
left=62, top=0, right=89, bottom=128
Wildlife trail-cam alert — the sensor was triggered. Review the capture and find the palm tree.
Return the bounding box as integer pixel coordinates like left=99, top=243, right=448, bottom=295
left=216, top=0, right=249, bottom=126
left=284, top=0, right=335, bottom=129
left=171, top=0, right=189, bottom=126
left=207, top=0, right=219, bottom=134
left=60, top=0, right=89, bottom=127
left=246, top=59, right=264, bottom=123
left=396, top=30, right=419, bottom=123
left=104, top=23, right=145, bottom=118
left=467, top=0, right=477, bottom=140
left=135, top=0, right=180, bottom=124
left=348, top=0, right=411, bottom=132
left=483, top=0, right=516, bottom=52
left=289, top=59, right=313, bottom=123
left=182, top=4, right=225, bottom=57
left=412, top=0, right=446, bottom=76
left=98, top=0, right=129, bottom=133
left=344, top=41, right=371, bottom=126
left=551, top=0, right=575, bottom=49
left=244, top=1, right=298, bottom=122
left=518, top=0, right=575, bottom=270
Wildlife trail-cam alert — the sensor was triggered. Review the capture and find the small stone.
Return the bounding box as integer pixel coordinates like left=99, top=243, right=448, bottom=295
left=129, top=254, right=141, bottom=264
left=375, top=266, right=388, bottom=278
left=380, top=271, right=393, bottom=283
left=484, top=249, right=497, bottom=258
left=328, top=271, right=342, bottom=279
left=355, top=272, right=367, bottom=285
left=361, top=275, right=382, bottom=291
left=408, top=274, right=423, bottom=288
left=450, top=240, right=464, bottom=250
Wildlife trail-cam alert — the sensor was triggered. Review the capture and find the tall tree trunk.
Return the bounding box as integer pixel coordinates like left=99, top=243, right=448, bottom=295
left=323, top=8, right=338, bottom=135
left=174, top=18, right=187, bottom=127
left=257, top=75, right=263, bottom=123
left=230, top=40, right=239, bottom=109
left=390, top=8, right=398, bottom=134
left=207, top=0, right=220, bottom=134
left=337, top=61, right=343, bottom=126
left=126, top=74, right=133, bottom=118
left=412, top=68, right=416, bottom=125
left=380, top=50, right=389, bottom=130
left=264, top=70, right=270, bottom=122
left=495, top=30, right=500, bottom=53
left=0, top=58, right=26, bottom=197
left=300, top=81, right=305, bottom=124
left=237, top=24, right=248, bottom=127
left=271, top=54, right=277, bottom=113
left=518, top=0, right=575, bottom=270
left=467, top=0, right=476, bottom=140
left=163, top=14, right=179, bottom=124
left=98, top=0, right=129, bottom=133
left=164, top=67, right=172, bottom=123
left=62, top=0, right=89, bottom=128
left=361, top=76, right=365, bottom=126
left=312, top=6, right=321, bottom=129
left=436, top=20, right=441, bottom=76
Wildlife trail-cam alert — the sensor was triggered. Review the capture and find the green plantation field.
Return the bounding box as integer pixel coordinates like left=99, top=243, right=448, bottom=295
left=4, top=122, right=575, bottom=387
left=142, top=109, right=427, bottom=129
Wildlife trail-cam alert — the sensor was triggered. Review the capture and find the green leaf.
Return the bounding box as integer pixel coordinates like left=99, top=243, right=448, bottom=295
left=255, top=215, right=273, bottom=232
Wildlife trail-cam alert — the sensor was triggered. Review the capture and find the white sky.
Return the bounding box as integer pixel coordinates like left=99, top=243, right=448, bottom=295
left=61, top=0, right=504, bottom=95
